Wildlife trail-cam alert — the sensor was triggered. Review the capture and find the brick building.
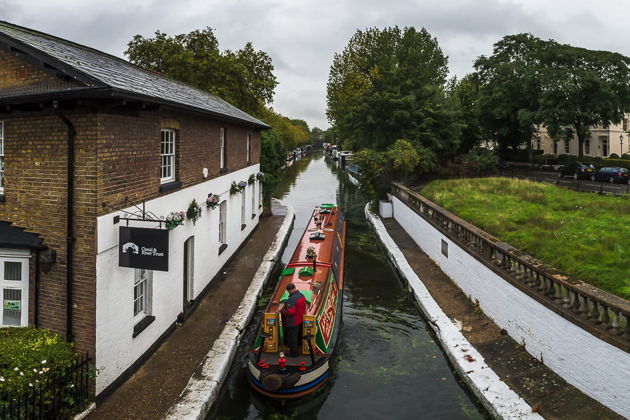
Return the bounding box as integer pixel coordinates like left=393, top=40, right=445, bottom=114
left=0, top=21, right=267, bottom=395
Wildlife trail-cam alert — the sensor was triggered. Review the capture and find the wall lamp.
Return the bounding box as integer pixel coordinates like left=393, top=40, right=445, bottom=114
left=40, top=250, right=57, bottom=274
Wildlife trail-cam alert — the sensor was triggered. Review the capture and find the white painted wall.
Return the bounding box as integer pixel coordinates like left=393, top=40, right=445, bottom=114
left=95, top=165, right=260, bottom=394
left=392, top=196, right=630, bottom=417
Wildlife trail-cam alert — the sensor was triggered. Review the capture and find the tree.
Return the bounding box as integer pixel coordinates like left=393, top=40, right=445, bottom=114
left=259, top=130, right=286, bottom=213
left=125, top=28, right=277, bottom=116
left=475, top=33, right=630, bottom=158
left=449, top=73, right=484, bottom=153
left=326, top=26, right=458, bottom=154
left=474, top=34, right=545, bottom=157
left=538, top=43, right=630, bottom=157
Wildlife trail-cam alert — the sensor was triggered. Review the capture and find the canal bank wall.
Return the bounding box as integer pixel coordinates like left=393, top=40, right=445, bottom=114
left=366, top=204, right=542, bottom=420
left=164, top=201, right=295, bottom=420
left=386, top=184, right=630, bottom=418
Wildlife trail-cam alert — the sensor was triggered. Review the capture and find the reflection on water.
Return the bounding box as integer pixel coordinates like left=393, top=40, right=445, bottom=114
left=210, top=152, right=487, bottom=420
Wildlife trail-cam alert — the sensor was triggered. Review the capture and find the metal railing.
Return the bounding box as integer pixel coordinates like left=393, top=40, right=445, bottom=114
left=391, top=182, right=630, bottom=352
left=0, top=354, right=92, bottom=420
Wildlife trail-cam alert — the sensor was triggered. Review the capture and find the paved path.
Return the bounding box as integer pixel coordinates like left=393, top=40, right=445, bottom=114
left=382, top=219, right=624, bottom=420
left=88, top=209, right=286, bottom=420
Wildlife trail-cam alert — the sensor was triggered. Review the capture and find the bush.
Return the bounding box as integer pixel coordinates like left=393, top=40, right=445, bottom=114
left=609, top=153, right=620, bottom=159
left=599, top=158, right=630, bottom=170
left=622, top=153, right=630, bottom=160
left=0, top=328, right=76, bottom=398
left=435, top=148, right=498, bottom=178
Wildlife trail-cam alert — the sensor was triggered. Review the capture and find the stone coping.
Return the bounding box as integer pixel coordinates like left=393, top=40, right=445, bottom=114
left=391, top=182, right=630, bottom=353
left=366, top=204, right=543, bottom=420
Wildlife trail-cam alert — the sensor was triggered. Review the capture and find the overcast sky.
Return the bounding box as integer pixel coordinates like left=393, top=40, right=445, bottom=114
left=2, top=0, right=628, bottom=129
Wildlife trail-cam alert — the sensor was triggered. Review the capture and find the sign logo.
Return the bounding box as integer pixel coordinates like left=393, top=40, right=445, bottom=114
left=318, top=275, right=338, bottom=350
left=119, top=227, right=169, bottom=272
left=122, top=242, right=139, bottom=254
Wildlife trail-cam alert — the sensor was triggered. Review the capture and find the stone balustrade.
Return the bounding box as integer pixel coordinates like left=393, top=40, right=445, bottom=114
left=391, top=182, right=630, bottom=353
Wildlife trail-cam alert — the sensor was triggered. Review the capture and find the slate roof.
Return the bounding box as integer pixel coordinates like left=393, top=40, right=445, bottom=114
left=0, top=221, right=44, bottom=249
left=0, top=21, right=268, bottom=128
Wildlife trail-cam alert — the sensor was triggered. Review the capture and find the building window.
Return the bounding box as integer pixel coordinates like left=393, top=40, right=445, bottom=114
left=220, top=128, right=226, bottom=170
left=584, top=139, right=591, bottom=155
left=624, top=118, right=628, bottom=132
left=160, top=129, right=176, bottom=183
left=553, top=141, right=558, bottom=154
left=241, top=188, right=246, bottom=229
left=246, top=133, right=251, bottom=163
left=0, top=121, right=4, bottom=194
left=219, top=200, right=227, bottom=244
left=564, top=140, right=570, bottom=154
left=535, top=136, right=541, bottom=150
left=251, top=182, right=256, bottom=218
left=1, top=258, right=28, bottom=327
left=134, top=269, right=152, bottom=319
left=600, top=135, right=609, bottom=156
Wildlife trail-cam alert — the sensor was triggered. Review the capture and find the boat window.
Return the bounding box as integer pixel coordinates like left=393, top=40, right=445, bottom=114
left=309, top=232, right=326, bottom=240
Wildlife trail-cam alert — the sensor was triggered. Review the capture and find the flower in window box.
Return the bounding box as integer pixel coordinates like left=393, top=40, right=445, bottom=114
left=206, top=193, right=220, bottom=209
left=230, top=182, right=240, bottom=195
left=256, top=172, right=265, bottom=181
left=165, top=211, right=185, bottom=230
left=186, top=199, right=202, bottom=225
left=238, top=181, right=247, bottom=191
left=248, top=174, right=256, bottom=185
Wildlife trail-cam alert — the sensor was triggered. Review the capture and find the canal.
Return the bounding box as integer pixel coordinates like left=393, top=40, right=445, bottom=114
left=210, top=152, right=487, bottom=419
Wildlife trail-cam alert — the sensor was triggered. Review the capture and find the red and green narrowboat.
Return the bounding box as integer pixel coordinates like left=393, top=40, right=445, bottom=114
left=247, top=204, right=346, bottom=399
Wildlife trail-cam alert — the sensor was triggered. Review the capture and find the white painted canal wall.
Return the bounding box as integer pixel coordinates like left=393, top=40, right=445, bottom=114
left=163, top=201, right=295, bottom=420
left=391, top=196, right=630, bottom=418
left=366, top=205, right=542, bottom=420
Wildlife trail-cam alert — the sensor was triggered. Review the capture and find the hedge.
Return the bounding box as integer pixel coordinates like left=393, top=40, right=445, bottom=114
left=0, top=328, right=76, bottom=398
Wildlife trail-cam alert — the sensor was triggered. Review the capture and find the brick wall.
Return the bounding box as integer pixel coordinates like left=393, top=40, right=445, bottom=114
left=96, top=110, right=261, bottom=214
left=0, top=50, right=82, bottom=94
left=0, top=112, right=97, bottom=359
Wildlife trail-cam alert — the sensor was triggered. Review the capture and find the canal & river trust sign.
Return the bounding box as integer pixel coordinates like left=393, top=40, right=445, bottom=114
left=119, top=226, right=169, bottom=271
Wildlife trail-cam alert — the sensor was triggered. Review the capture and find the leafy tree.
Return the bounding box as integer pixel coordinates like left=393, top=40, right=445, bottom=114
left=326, top=26, right=458, bottom=154
left=476, top=34, right=630, bottom=158
left=259, top=130, right=286, bottom=213
left=449, top=73, right=484, bottom=153
left=474, top=34, right=545, bottom=157
left=538, top=42, right=630, bottom=157
left=125, top=28, right=277, bottom=116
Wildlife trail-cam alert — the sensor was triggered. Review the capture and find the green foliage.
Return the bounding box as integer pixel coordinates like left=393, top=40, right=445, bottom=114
left=448, top=73, right=484, bottom=153
left=125, top=28, right=277, bottom=116
left=326, top=26, right=459, bottom=154
left=353, top=149, right=388, bottom=200
left=186, top=199, right=202, bottom=225
left=475, top=33, right=630, bottom=158
left=386, top=140, right=420, bottom=176
left=609, top=153, right=620, bottom=159
left=258, top=108, right=309, bottom=150
left=421, top=178, right=630, bottom=298
left=434, top=148, right=498, bottom=178
left=0, top=328, right=76, bottom=398
left=260, top=130, right=286, bottom=207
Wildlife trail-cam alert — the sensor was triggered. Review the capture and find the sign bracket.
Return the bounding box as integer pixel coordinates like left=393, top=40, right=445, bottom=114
left=116, top=200, right=166, bottom=228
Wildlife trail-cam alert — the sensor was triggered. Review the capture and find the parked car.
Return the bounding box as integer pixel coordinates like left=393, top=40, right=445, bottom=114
left=557, top=161, right=595, bottom=179
left=590, top=167, right=630, bottom=184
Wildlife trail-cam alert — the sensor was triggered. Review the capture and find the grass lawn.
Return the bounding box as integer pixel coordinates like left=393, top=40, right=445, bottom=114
left=420, top=177, right=630, bottom=300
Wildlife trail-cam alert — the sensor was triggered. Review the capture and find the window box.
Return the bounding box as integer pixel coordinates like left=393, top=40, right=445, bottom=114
left=132, top=315, right=156, bottom=338
left=218, top=243, right=228, bottom=255
left=159, top=181, right=182, bottom=193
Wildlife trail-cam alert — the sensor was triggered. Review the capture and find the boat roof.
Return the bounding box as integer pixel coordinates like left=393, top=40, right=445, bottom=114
left=266, top=204, right=342, bottom=316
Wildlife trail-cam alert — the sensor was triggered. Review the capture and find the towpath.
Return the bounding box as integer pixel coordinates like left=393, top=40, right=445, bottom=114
left=88, top=204, right=288, bottom=420
left=381, top=218, right=624, bottom=420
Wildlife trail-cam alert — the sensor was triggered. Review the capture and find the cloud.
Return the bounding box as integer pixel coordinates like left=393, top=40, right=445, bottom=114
left=3, top=0, right=630, bottom=129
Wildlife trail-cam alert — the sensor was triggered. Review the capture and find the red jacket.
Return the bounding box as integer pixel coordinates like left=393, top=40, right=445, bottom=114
left=282, top=290, right=306, bottom=327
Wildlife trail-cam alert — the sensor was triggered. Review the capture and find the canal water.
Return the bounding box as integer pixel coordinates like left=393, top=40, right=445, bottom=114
left=210, top=153, right=487, bottom=419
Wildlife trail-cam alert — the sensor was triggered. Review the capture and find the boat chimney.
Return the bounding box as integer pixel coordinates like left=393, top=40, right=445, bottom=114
left=313, top=258, right=317, bottom=272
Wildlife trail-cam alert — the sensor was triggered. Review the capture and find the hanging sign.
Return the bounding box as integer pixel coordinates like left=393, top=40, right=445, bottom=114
left=119, top=227, right=169, bottom=272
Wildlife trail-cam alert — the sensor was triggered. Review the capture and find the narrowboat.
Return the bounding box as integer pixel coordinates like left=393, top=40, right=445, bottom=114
left=247, top=204, right=346, bottom=399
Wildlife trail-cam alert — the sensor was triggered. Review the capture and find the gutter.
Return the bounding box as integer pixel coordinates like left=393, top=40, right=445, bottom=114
left=55, top=103, right=75, bottom=343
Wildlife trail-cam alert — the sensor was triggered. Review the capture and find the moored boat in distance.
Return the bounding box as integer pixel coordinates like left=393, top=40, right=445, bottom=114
left=247, top=204, right=346, bottom=399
